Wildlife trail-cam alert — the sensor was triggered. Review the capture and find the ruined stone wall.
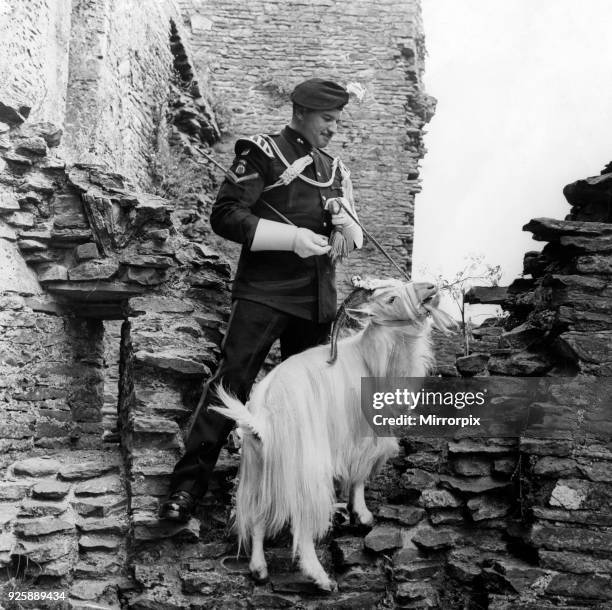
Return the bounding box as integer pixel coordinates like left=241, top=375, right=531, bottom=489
left=63, top=0, right=189, bottom=186
left=0, top=0, right=72, bottom=126
left=178, top=0, right=433, bottom=287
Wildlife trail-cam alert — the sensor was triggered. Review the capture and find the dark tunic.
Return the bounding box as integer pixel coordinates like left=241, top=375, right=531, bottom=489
left=210, top=126, right=344, bottom=323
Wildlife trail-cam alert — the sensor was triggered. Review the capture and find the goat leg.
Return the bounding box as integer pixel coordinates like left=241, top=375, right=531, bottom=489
left=348, top=481, right=374, bottom=527
left=296, top=534, right=337, bottom=592
left=249, top=518, right=269, bottom=583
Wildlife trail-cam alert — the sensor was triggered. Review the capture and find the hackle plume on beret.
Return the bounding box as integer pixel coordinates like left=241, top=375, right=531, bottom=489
left=290, top=78, right=349, bottom=110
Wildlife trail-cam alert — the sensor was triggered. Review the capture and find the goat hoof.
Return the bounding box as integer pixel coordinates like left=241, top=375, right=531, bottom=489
left=350, top=510, right=374, bottom=528
left=318, top=577, right=338, bottom=593
left=250, top=568, right=269, bottom=584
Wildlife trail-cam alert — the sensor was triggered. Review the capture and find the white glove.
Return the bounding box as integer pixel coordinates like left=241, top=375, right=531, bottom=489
left=251, top=219, right=330, bottom=258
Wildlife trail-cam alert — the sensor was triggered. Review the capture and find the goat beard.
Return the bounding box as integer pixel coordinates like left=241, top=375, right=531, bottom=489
left=422, top=300, right=457, bottom=333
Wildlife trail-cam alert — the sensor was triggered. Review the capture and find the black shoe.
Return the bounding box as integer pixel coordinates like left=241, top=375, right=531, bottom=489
left=158, top=491, right=196, bottom=523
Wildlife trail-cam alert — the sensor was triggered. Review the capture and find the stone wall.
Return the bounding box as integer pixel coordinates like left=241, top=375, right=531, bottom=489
left=63, top=0, right=185, bottom=186
left=0, top=0, right=72, bottom=126
left=178, top=0, right=434, bottom=288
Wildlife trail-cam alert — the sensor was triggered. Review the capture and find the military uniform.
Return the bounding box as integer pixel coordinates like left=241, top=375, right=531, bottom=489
left=168, top=126, right=349, bottom=498
left=161, top=78, right=356, bottom=516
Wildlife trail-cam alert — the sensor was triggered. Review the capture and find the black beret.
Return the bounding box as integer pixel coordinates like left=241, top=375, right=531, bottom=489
left=290, top=78, right=349, bottom=110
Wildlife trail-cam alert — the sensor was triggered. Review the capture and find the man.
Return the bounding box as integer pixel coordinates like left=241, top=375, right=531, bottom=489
left=159, top=78, right=363, bottom=522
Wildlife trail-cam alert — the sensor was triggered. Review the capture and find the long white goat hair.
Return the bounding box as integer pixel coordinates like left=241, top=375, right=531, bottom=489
left=214, top=281, right=454, bottom=566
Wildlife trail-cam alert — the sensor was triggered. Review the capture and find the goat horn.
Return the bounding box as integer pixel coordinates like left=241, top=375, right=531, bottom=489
left=327, top=287, right=373, bottom=364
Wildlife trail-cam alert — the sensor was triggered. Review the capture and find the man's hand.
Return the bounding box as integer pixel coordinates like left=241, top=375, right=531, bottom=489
left=293, top=227, right=331, bottom=258
left=326, top=197, right=356, bottom=229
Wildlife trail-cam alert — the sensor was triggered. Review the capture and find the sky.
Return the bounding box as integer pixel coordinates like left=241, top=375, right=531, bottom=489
left=413, top=0, right=612, bottom=306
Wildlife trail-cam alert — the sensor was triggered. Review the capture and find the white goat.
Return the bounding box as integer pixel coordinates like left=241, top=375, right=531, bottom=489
left=211, top=279, right=454, bottom=590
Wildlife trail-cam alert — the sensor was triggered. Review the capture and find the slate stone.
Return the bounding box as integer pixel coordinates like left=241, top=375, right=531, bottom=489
left=179, top=567, right=230, bottom=595
left=15, top=136, right=48, bottom=156
left=70, top=579, right=115, bottom=601
left=429, top=508, right=464, bottom=525
left=364, top=525, right=402, bottom=553
left=31, top=480, right=71, bottom=500
left=439, top=475, right=510, bottom=494
left=561, top=234, right=612, bottom=252
left=523, top=217, right=612, bottom=240
left=456, top=353, right=490, bottom=376
left=14, top=516, right=74, bottom=537
left=124, top=266, right=166, bottom=286
left=411, top=526, right=458, bottom=550
left=393, top=548, right=441, bottom=581
left=76, top=516, right=128, bottom=535
left=18, top=499, right=67, bottom=518
left=556, top=331, right=612, bottom=364
left=446, top=548, right=484, bottom=583
left=134, top=349, right=210, bottom=377
left=49, top=228, right=93, bottom=243
left=69, top=259, right=120, bottom=281
left=6, top=210, right=34, bottom=228
left=405, top=452, right=442, bottom=472
left=395, top=582, right=439, bottom=606
left=546, top=573, right=612, bottom=600
left=330, top=536, right=374, bottom=569
left=0, top=191, right=20, bottom=213
left=539, top=550, right=612, bottom=574
left=13, top=535, right=75, bottom=562
left=419, top=489, right=462, bottom=508
left=12, top=456, right=61, bottom=477
left=38, top=264, right=69, bottom=282
left=3, top=150, right=32, bottom=165
left=530, top=523, right=612, bottom=553
left=59, top=460, right=118, bottom=480
left=336, top=565, right=386, bottom=593
left=453, top=457, right=492, bottom=477
left=128, top=295, right=196, bottom=314
left=119, top=253, right=173, bottom=268
left=0, top=221, right=17, bottom=240
left=467, top=496, right=511, bottom=521
left=78, top=535, right=121, bottom=551
left=376, top=504, right=424, bottom=526
left=488, top=351, right=552, bottom=376
left=74, top=474, right=123, bottom=496
left=0, top=482, right=31, bottom=500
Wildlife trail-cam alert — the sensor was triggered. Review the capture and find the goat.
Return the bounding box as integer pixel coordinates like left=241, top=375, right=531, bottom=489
left=211, top=278, right=455, bottom=590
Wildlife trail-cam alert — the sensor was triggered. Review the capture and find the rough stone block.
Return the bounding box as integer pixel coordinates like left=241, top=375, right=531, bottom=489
left=0, top=191, right=20, bottom=213
left=419, top=489, right=462, bottom=508
left=74, top=242, right=99, bottom=261
left=59, top=460, right=118, bottom=481
left=32, top=480, right=71, bottom=500
left=364, top=524, right=402, bottom=553
left=14, top=516, right=74, bottom=537
left=376, top=504, right=424, bottom=526
left=38, top=263, right=69, bottom=282
left=69, top=259, right=120, bottom=281
left=12, top=456, right=61, bottom=477
left=15, top=136, right=48, bottom=156
left=74, top=475, right=124, bottom=497
left=78, top=535, right=122, bottom=551
left=456, top=353, right=490, bottom=375
left=467, top=496, right=511, bottom=521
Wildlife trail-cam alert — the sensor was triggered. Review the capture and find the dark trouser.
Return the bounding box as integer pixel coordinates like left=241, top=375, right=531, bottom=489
left=169, top=299, right=331, bottom=498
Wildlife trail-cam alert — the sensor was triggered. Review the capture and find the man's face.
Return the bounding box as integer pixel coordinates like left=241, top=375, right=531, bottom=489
left=294, top=108, right=342, bottom=148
